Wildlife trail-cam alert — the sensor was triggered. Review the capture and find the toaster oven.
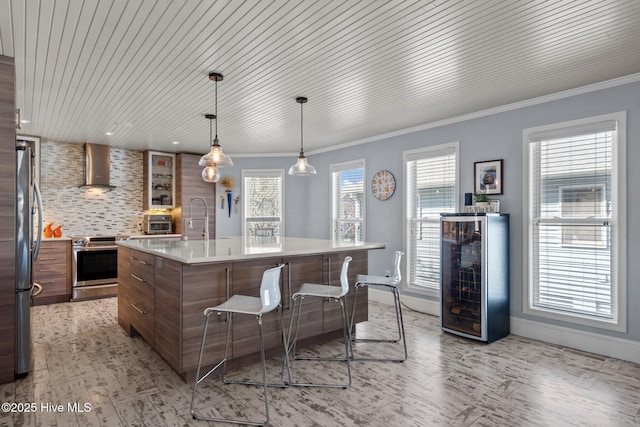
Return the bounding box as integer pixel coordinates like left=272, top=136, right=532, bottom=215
left=143, top=214, right=172, bottom=234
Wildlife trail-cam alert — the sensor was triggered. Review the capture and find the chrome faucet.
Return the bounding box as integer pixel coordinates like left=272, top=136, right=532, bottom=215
left=187, top=197, right=209, bottom=241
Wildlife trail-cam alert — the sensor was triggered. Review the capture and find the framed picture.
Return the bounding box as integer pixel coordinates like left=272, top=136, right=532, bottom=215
left=474, top=159, right=503, bottom=195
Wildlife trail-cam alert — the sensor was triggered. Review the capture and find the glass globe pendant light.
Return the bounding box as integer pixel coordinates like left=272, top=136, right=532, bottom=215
left=200, top=72, right=232, bottom=182
left=201, top=114, right=221, bottom=182
left=288, top=96, right=316, bottom=176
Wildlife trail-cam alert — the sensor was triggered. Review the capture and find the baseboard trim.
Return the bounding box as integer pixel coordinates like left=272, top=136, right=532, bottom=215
left=368, top=291, right=640, bottom=364
left=510, top=317, right=640, bottom=364
left=368, top=288, right=439, bottom=316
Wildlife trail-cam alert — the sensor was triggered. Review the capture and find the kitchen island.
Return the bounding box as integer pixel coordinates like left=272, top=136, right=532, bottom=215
left=116, top=237, right=385, bottom=381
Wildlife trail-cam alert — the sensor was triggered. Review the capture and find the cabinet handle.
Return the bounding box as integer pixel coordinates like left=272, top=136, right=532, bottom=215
left=128, top=256, right=136, bottom=261
left=37, top=279, right=54, bottom=284
left=225, top=268, right=230, bottom=300
left=37, top=257, right=55, bottom=261
left=130, top=273, right=145, bottom=282
left=138, top=259, right=151, bottom=265
left=37, top=268, right=56, bottom=273
left=131, top=303, right=146, bottom=314
left=327, top=258, right=331, bottom=286
left=287, top=262, right=292, bottom=309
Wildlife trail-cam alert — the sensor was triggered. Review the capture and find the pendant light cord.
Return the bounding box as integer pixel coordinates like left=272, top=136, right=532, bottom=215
left=214, top=78, right=218, bottom=141
left=300, top=100, right=304, bottom=155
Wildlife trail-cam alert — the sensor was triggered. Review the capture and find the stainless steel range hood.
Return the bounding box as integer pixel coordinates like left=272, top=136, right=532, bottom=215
left=83, top=143, right=115, bottom=188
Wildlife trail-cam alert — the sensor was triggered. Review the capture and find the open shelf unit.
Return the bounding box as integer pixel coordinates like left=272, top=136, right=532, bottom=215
left=143, top=151, right=176, bottom=210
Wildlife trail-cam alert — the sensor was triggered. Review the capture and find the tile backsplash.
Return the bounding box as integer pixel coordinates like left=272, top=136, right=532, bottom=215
left=40, top=141, right=145, bottom=237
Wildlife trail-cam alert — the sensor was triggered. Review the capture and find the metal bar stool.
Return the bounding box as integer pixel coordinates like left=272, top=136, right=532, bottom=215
left=190, top=264, right=289, bottom=426
left=350, top=251, right=407, bottom=362
left=286, top=256, right=352, bottom=388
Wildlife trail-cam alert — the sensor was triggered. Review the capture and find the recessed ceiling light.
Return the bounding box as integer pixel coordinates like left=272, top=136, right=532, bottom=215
left=105, top=132, right=114, bottom=136
left=20, top=119, right=31, bottom=124
left=172, top=141, right=181, bottom=145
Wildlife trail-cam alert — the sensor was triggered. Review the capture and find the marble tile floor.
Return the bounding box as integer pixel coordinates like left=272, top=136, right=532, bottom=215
left=1, top=297, right=640, bottom=426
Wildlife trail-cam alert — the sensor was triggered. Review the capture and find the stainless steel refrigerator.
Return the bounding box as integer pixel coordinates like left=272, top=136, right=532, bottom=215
left=15, top=138, right=42, bottom=377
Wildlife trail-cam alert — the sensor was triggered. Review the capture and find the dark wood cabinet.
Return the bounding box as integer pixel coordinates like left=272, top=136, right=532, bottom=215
left=322, top=252, right=345, bottom=333
left=230, top=258, right=284, bottom=359
left=283, top=255, right=324, bottom=341
left=118, top=248, right=155, bottom=346
left=154, top=256, right=182, bottom=372
left=0, top=55, right=16, bottom=385
left=128, top=249, right=155, bottom=344
left=346, top=251, right=369, bottom=326
left=172, top=153, right=216, bottom=239
left=32, top=240, right=71, bottom=305
left=117, top=246, right=132, bottom=332
left=180, top=262, right=229, bottom=374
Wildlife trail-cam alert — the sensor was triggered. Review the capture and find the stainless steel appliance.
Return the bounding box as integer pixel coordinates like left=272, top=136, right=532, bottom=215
left=71, top=236, right=123, bottom=300
left=83, top=143, right=115, bottom=188
left=15, top=139, right=43, bottom=377
left=143, top=214, right=172, bottom=234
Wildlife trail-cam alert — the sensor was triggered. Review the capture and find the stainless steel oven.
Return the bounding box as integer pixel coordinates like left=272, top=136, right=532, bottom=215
left=72, top=236, right=123, bottom=300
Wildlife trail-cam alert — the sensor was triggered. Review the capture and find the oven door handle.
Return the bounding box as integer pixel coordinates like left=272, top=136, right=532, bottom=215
left=73, top=245, right=119, bottom=252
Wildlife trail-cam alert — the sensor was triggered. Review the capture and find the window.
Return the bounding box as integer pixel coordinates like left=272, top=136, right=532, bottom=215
left=331, top=160, right=365, bottom=243
left=404, top=142, right=459, bottom=294
left=523, top=112, right=626, bottom=331
left=560, top=185, right=606, bottom=248
left=242, top=170, right=284, bottom=238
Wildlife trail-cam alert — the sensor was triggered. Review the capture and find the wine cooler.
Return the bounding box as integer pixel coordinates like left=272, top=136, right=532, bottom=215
left=440, top=213, right=509, bottom=343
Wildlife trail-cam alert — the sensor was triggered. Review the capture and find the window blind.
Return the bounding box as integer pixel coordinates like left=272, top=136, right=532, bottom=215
left=331, top=160, right=365, bottom=243
left=529, top=124, right=616, bottom=320
left=406, top=146, right=457, bottom=291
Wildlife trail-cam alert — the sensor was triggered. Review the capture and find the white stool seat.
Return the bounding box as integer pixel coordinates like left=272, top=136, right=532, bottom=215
left=295, top=282, right=345, bottom=299
left=206, top=295, right=265, bottom=316
left=355, top=274, right=400, bottom=287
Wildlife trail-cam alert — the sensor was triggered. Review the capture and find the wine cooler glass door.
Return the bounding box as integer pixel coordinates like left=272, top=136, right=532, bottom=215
left=440, top=216, right=485, bottom=340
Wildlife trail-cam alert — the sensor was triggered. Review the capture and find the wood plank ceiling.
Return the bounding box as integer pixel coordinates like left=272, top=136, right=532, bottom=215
left=1, top=0, right=640, bottom=155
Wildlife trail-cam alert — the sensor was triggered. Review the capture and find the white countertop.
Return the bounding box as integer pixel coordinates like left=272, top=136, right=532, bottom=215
left=117, top=236, right=386, bottom=265
left=127, top=234, right=182, bottom=240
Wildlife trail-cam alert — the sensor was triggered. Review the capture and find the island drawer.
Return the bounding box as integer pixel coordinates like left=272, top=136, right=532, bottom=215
left=128, top=249, right=155, bottom=274
left=129, top=278, right=155, bottom=344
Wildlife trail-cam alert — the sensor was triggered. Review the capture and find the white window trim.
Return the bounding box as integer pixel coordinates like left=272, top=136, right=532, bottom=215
left=403, top=141, right=460, bottom=297
left=330, top=159, right=366, bottom=243
left=241, top=169, right=285, bottom=240
left=522, top=112, right=627, bottom=332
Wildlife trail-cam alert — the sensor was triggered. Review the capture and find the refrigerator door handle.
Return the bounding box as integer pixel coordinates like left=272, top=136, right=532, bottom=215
left=32, top=282, right=43, bottom=297
left=33, top=179, right=43, bottom=260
